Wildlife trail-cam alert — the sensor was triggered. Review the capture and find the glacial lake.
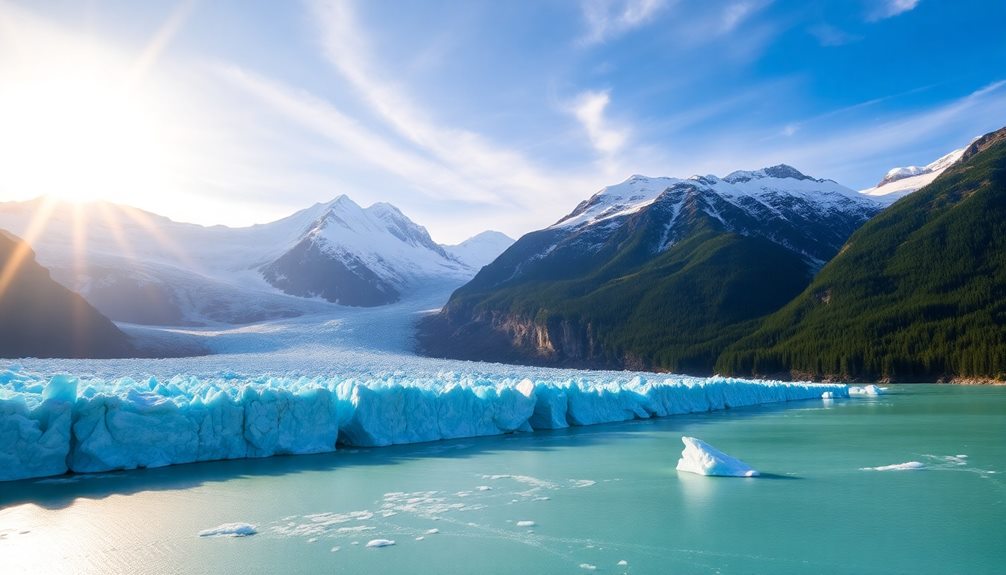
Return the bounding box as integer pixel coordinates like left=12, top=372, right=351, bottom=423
left=1, top=384, right=1003, bottom=574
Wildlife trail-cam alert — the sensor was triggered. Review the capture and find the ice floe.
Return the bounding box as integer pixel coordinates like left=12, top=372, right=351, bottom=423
left=861, top=461, right=925, bottom=471
left=366, top=539, right=396, bottom=548
left=198, top=523, right=257, bottom=538
left=849, top=385, right=886, bottom=396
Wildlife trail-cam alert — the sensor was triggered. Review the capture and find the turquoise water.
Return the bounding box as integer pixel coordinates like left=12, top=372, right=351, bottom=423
left=1, top=385, right=1003, bottom=574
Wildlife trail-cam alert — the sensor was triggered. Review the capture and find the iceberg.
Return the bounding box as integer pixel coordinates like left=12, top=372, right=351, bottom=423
left=0, top=364, right=846, bottom=482
left=675, top=436, right=760, bottom=477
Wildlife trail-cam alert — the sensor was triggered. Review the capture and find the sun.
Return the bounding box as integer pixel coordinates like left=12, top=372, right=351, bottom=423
left=0, top=12, right=178, bottom=207
left=0, top=66, right=170, bottom=205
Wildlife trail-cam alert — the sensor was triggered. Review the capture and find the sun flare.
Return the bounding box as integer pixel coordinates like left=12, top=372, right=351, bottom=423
left=0, top=10, right=178, bottom=207
left=0, top=66, right=171, bottom=205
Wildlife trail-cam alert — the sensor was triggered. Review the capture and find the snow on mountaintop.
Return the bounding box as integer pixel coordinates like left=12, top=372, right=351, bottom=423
left=443, top=231, right=515, bottom=269
left=303, top=195, right=470, bottom=285
left=552, top=164, right=867, bottom=229
left=860, top=142, right=970, bottom=204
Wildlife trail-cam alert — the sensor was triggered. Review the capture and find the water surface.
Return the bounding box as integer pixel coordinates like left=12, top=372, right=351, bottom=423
left=2, top=385, right=1003, bottom=574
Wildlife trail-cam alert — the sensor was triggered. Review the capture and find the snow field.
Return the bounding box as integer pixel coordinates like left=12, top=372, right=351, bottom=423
left=0, top=366, right=847, bottom=481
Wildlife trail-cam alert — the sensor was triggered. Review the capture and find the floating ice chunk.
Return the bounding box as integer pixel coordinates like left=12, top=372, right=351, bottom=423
left=618, top=559, right=629, bottom=566
left=570, top=479, right=596, bottom=488
left=415, top=536, right=424, bottom=541
left=675, top=436, right=759, bottom=477
left=821, top=391, right=834, bottom=399
left=580, top=564, right=597, bottom=571
left=198, top=523, right=257, bottom=537
left=861, top=461, right=925, bottom=471
left=849, top=385, right=885, bottom=396
left=516, top=520, right=535, bottom=527
left=330, top=546, right=341, bottom=552
left=425, top=528, right=439, bottom=534
left=366, top=539, right=396, bottom=548
left=476, top=485, right=492, bottom=491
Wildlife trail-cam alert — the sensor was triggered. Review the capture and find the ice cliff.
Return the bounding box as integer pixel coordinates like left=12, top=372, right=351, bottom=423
left=0, top=366, right=847, bottom=481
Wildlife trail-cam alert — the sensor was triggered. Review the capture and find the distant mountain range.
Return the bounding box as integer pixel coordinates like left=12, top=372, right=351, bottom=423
left=420, top=130, right=1004, bottom=382
left=0, top=196, right=513, bottom=327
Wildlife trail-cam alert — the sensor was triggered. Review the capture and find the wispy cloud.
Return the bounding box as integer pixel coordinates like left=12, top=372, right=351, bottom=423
left=570, top=90, right=629, bottom=167
left=720, top=0, right=772, bottom=34
left=866, top=0, right=920, bottom=22
left=579, top=0, right=669, bottom=45
left=809, top=24, right=861, bottom=47
left=738, top=80, right=1006, bottom=186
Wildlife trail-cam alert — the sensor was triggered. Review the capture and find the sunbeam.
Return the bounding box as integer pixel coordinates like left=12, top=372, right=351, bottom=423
left=0, top=196, right=58, bottom=301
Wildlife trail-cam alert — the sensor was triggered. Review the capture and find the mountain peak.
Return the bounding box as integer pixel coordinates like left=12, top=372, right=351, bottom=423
left=724, top=164, right=813, bottom=183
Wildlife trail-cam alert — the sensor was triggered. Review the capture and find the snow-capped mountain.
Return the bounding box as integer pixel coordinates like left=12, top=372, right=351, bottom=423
left=860, top=144, right=969, bottom=203
left=443, top=231, right=515, bottom=269
left=551, top=164, right=880, bottom=266
left=422, top=164, right=882, bottom=370
left=0, top=196, right=501, bottom=325
left=261, top=196, right=473, bottom=306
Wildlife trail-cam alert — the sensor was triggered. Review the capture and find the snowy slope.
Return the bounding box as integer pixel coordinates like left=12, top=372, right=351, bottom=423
left=443, top=231, right=515, bottom=269
left=860, top=145, right=968, bottom=204
left=0, top=196, right=486, bottom=324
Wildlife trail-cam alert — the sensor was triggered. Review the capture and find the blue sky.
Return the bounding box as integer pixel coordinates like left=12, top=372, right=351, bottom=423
left=1, top=0, right=1005, bottom=242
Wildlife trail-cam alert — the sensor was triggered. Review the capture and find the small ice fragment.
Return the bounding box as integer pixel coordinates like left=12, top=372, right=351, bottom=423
left=861, top=461, right=924, bottom=471
left=849, top=385, right=884, bottom=396
left=580, top=564, right=597, bottom=571
left=366, top=539, right=396, bottom=548
left=330, top=546, right=341, bottom=553
left=675, top=436, right=759, bottom=477
left=570, top=479, right=596, bottom=488
left=307, top=538, right=318, bottom=543
left=351, top=541, right=360, bottom=545
left=198, top=523, right=257, bottom=538
left=415, top=536, right=425, bottom=541
left=476, top=485, right=492, bottom=491
left=516, top=520, right=536, bottom=527
left=618, top=559, right=629, bottom=566
left=425, top=528, right=439, bottom=535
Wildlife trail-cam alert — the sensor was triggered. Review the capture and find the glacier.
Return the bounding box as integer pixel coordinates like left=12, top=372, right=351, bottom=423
left=0, top=365, right=846, bottom=482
